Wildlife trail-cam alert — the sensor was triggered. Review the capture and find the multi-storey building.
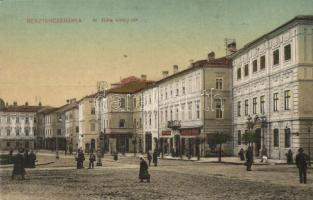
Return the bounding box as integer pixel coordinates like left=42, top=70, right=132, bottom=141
left=101, top=76, right=153, bottom=153
left=63, top=100, right=79, bottom=153
left=0, top=102, right=42, bottom=150
left=232, top=16, right=313, bottom=159
left=157, top=55, right=232, bottom=157
left=142, top=83, right=159, bottom=153
left=77, top=94, right=97, bottom=153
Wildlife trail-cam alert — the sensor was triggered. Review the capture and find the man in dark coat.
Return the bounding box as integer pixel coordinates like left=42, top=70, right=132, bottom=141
left=76, top=149, right=85, bottom=169
left=245, top=146, right=253, bottom=171
left=295, top=148, right=309, bottom=184
left=24, top=149, right=30, bottom=168
left=286, top=149, right=293, bottom=164
left=28, top=150, right=37, bottom=168
left=238, top=148, right=245, bottom=161
left=12, top=148, right=26, bottom=180
left=139, top=157, right=150, bottom=183
left=152, top=150, right=158, bottom=166
left=147, top=151, right=152, bottom=166
left=88, top=151, right=96, bottom=169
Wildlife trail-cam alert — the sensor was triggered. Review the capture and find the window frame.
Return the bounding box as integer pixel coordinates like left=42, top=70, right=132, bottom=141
left=273, top=49, right=280, bottom=66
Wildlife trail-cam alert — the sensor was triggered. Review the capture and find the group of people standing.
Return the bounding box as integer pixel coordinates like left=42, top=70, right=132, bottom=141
left=11, top=148, right=37, bottom=180
left=75, top=149, right=97, bottom=169
left=238, top=147, right=310, bottom=184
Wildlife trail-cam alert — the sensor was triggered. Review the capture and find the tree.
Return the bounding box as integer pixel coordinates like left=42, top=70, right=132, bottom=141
left=210, top=133, right=232, bottom=162
left=242, top=130, right=257, bottom=146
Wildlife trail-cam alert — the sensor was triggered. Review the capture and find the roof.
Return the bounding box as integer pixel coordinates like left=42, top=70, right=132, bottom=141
left=231, top=15, right=313, bottom=58
left=0, top=105, right=45, bottom=113
left=37, top=107, right=58, bottom=115
left=155, top=56, right=231, bottom=84
left=105, top=80, right=155, bottom=95
left=55, top=102, right=78, bottom=113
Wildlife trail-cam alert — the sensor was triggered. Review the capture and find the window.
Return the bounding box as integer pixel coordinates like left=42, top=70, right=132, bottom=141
left=284, top=44, right=291, bottom=61
left=253, top=60, right=257, bottom=72
left=237, top=130, right=242, bottom=145
left=149, top=114, right=151, bottom=126
left=139, top=118, right=142, bottom=128
left=149, top=95, right=151, bottom=104
left=244, top=130, right=248, bottom=145
left=133, top=119, right=136, bottom=128
left=176, top=88, right=179, bottom=96
left=34, top=117, right=37, bottom=123
left=7, top=116, right=10, bottom=123
left=165, top=110, right=168, bottom=122
left=237, top=68, right=241, bottom=80
left=25, top=117, right=29, bottom=124
left=244, top=64, right=249, bottom=76
left=120, top=98, right=126, bottom=108
left=245, top=100, right=249, bottom=116
left=216, top=78, right=223, bottom=90
left=25, top=128, right=29, bottom=136
left=119, top=119, right=125, bottom=128
left=260, top=96, right=265, bottom=114
left=196, top=101, right=200, bottom=119
left=165, top=88, right=168, bottom=99
left=133, top=98, right=137, bottom=108
left=16, top=128, right=20, bottom=136
left=16, top=117, right=19, bottom=124
left=91, top=107, right=95, bottom=115
left=175, top=108, right=179, bottom=120
left=181, top=104, right=185, bottom=121
left=7, top=129, right=10, bottom=136
left=273, top=49, right=280, bottom=65
left=273, top=93, right=279, bottom=112
left=237, top=101, right=241, bottom=117
left=273, top=129, right=279, bottom=147
left=76, top=126, right=79, bottom=133
left=253, top=97, right=257, bottom=114
left=182, top=80, right=186, bottom=95
left=188, top=102, right=192, bottom=120
left=260, top=55, right=266, bottom=70
left=284, top=90, right=291, bottom=110
left=90, top=123, right=95, bottom=131
left=170, top=109, right=173, bottom=120
left=6, top=142, right=10, bottom=148
left=215, top=99, right=223, bottom=119
left=285, top=128, right=291, bottom=148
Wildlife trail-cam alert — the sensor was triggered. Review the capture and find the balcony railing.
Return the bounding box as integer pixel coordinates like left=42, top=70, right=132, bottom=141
left=167, top=120, right=181, bottom=130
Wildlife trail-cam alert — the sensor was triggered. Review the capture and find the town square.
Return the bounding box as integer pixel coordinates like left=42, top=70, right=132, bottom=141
left=1, top=0, right=313, bottom=199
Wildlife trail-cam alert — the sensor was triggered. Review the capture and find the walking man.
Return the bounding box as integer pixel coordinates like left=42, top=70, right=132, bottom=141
left=296, top=148, right=309, bottom=184
left=147, top=151, right=152, bottom=166
left=153, top=150, right=158, bottom=166
left=245, top=146, right=253, bottom=171
left=88, top=151, right=96, bottom=169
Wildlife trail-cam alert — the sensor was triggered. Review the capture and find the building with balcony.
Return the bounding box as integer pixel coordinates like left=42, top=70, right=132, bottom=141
left=0, top=103, right=42, bottom=150
left=231, top=16, right=313, bottom=159
left=157, top=55, right=232, bottom=158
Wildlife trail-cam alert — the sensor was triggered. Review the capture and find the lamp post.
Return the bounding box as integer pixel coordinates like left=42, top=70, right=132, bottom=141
left=260, top=115, right=267, bottom=157
left=307, top=123, right=312, bottom=166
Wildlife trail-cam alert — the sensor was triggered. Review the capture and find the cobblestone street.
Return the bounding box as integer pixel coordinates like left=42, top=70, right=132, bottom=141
left=0, top=154, right=313, bottom=200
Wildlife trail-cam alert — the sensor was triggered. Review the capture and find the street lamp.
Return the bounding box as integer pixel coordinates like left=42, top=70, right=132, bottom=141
left=306, top=123, right=312, bottom=166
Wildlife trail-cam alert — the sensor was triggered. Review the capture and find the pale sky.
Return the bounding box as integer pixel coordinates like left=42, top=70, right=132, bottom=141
left=0, top=0, right=313, bottom=106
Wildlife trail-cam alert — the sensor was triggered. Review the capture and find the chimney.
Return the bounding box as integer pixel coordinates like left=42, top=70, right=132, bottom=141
left=69, top=98, right=76, bottom=104
left=25, top=102, right=29, bottom=106
left=162, top=71, right=169, bottom=78
left=39, top=102, right=42, bottom=107
left=227, top=42, right=237, bottom=56
left=141, top=74, right=147, bottom=81
left=173, top=65, right=178, bottom=74
left=208, top=51, right=215, bottom=61
left=66, top=99, right=70, bottom=104
left=13, top=101, right=18, bottom=106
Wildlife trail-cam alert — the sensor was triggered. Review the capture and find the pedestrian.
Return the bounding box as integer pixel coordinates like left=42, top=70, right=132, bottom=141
left=69, top=146, right=73, bottom=155
left=88, top=151, right=96, bottom=169
left=245, top=146, right=253, bottom=171
left=24, top=149, right=30, bottom=168
left=147, top=151, right=152, bottom=166
left=153, top=150, right=158, bottom=166
left=12, top=148, right=26, bottom=180
left=295, top=148, right=309, bottom=184
left=286, top=149, right=293, bottom=164
left=76, top=149, right=85, bottom=169
left=139, top=156, right=150, bottom=183
left=28, top=150, right=37, bottom=168
left=238, top=148, right=245, bottom=161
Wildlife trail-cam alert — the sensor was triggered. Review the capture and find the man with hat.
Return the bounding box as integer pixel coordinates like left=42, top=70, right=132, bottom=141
left=295, top=148, right=309, bottom=184
left=12, top=148, right=26, bottom=180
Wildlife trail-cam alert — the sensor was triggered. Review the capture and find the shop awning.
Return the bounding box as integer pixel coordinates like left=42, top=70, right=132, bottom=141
left=180, top=128, right=200, bottom=136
